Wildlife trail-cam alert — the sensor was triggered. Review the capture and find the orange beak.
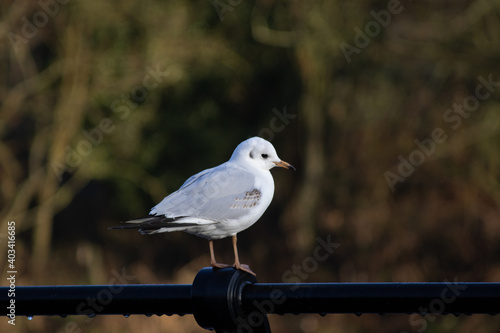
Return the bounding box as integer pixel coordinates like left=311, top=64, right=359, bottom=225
left=273, top=160, right=296, bottom=171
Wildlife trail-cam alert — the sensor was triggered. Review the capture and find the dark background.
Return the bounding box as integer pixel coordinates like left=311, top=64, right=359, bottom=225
left=2, top=0, right=500, bottom=332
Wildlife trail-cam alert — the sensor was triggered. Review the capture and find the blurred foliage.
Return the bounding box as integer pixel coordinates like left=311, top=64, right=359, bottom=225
left=2, top=0, right=500, bottom=332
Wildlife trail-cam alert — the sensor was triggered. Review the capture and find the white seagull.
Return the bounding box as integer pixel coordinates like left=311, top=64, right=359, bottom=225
left=111, top=137, right=294, bottom=275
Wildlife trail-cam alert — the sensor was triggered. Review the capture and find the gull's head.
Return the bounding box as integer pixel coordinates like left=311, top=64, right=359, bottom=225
left=230, top=137, right=295, bottom=172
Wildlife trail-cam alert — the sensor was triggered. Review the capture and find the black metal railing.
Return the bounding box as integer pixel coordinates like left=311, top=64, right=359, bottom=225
left=2, top=267, right=500, bottom=332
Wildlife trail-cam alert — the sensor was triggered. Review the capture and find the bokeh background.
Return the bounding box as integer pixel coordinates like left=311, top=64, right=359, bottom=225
left=2, top=0, right=500, bottom=332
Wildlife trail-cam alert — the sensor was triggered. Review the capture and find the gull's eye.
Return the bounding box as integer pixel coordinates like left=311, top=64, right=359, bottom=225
left=261, top=153, right=268, bottom=159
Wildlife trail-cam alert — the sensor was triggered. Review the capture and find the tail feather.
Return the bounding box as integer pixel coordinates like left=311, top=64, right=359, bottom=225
left=109, top=216, right=200, bottom=233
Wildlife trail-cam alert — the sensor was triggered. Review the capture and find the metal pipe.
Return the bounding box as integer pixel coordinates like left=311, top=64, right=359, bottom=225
left=242, top=282, right=500, bottom=315
left=2, top=268, right=500, bottom=333
left=5, top=284, right=192, bottom=317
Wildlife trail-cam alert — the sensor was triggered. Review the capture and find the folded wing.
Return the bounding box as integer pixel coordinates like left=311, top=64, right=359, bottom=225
left=110, top=163, right=260, bottom=234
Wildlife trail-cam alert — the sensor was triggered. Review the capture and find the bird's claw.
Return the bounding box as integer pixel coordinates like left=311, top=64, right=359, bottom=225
left=212, top=262, right=256, bottom=276
left=234, top=263, right=256, bottom=276
left=211, top=262, right=232, bottom=269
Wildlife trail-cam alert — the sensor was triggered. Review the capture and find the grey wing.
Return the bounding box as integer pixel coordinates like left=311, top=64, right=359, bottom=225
left=150, top=164, right=260, bottom=221
left=178, top=166, right=215, bottom=190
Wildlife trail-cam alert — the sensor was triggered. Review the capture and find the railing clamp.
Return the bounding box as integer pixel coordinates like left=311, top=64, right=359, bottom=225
left=192, top=267, right=271, bottom=333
